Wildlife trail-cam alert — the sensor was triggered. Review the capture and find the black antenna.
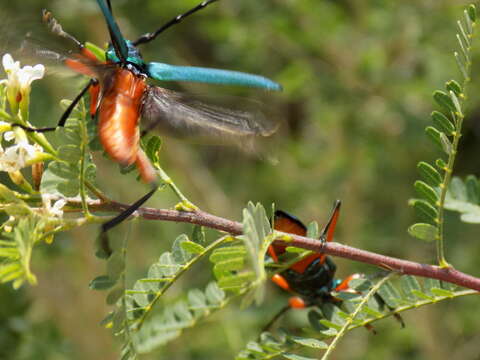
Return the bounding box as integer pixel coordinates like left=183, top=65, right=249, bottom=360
left=133, top=0, right=218, bottom=46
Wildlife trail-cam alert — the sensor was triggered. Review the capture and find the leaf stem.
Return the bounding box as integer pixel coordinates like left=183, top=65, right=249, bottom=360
left=156, top=165, right=197, bottom=211
left=435, top=14, right=476, bottom=268
left=320, top=273, right=394, bottom=360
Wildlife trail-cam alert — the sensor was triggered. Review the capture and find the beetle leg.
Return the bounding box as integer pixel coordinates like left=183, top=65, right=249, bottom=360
left=271, top=274, right=291, bottom=292
left=12, top=79, right=97, bottom=133
left=288, top=296, right=307, bottom=309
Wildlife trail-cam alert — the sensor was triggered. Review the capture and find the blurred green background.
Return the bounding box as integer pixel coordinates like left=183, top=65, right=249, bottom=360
left=1, top=0, right=480, bottom=359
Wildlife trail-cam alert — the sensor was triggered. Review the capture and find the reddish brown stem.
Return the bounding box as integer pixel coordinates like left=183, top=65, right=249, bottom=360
left=97, top=202, right=480, bottom=292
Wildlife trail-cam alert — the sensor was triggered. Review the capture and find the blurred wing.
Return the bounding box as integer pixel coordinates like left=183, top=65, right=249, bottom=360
left=141, top=86, right=279, bottom=147
left=147, top=62, right=282, bottom=91
left=2, top=10, right=110, bottom=78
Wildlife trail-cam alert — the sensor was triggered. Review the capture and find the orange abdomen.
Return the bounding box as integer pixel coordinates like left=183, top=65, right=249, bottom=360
left=98, top=69, right=146, bottom=166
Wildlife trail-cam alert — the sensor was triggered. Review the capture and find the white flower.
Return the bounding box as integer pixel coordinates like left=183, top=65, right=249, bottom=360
left=2, top=54, right=20, bottom=75
left=0, top=140, right=40, bottom=172
left=18, top=64, right=45, bottom=91
left=41, top=194, right=67, bottom=218
left=1, top=54, right=45, bottom=110
left=2, top=54, right=45, bottom=91
left=3, top=131, right=15, bottom=142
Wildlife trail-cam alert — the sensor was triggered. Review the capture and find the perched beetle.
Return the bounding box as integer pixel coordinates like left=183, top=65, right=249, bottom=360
left=266, top=201, right=404, bottom=331
left=269, top=200, right=362, bottom=309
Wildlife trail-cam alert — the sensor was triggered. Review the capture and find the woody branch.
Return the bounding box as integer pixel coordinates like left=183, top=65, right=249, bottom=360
left=93, top=201, right=480, bottom=292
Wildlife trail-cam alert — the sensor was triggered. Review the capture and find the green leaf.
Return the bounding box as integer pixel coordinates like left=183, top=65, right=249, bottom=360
left=157, top=252, right=180, bottom=277
left=460, top=212, right=480, bottom=223
left=107, top=287, right=124, bottom=305
left=41, top=161, right=82, bottom=197
left=57, top=144, right=82, bottom=163
left=89, top=275, right=116, bottom=290
left=408, top=223, right=438, bottom=242
left=445, top=181, right=480, bottom=223
left=411, top=199, right=438, bottom=223
left=180, top=240, right=205, bottom=255
left=187, top=289, right=207, bottom=307
left=454, top=51, right=469, bottom=80
left=205, top=282, right=225, bottom=305
left=348, top=278, right=372, bottom=291
left=0, top=263, right=22, bottom=281
left=320, top=303, right=346, bottom=326
left=456, top=33, right=469, bottom=62
left=217, top=272, right=254, bottom=291
left=145, top=136, right=162, bottom=164
left=132, top=281, right=151, bottom=307
left=213, top=257, right=245, bottom=272
left=376, top=282, right=401, bottom=308
left=433, top=90, right=455, bottom=112
left=467, top=4, right=476, bottom=22
left=283, top=354, right=316, bottom=360
left=107, top=252, right=125, bottom=282
left=439, top=132, right=453, bottom=155
left=400, top=276, right=421, bottom=300
left=417, top=162, right=442, bottom=187
left=445, top=80, right=462, bottom=97
left=464, top=10, right=473, bottom=34
left=306, top=221, right=319, bottom=239
left=431, top=111, right=455, bottom=135
left=465, top=175, right=479, bottom=204
left=290, top=337, right=326, bottom=349
left=172, top=234, right=192, bottom=264
left=425, top=126, right=444, bottom=151
left=449, top=91, right=463, bottom=118
left=435, top=158, right=448, bottom=171
left=450, top=177, right=467, bottom=201
left=414, top=180, right=439, bottom=205
left=431, top=288, right=454, bottom=297
left=191, top=225, right=206, bottom=244
left=424, top=278, right=442, bottom=296
left=210, top=246, right=246, bottom=263
left=457, top=19, right=471, bottom=48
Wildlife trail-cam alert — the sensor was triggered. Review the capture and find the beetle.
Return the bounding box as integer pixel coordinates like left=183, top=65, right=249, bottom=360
left=269, top=201, right=362, bottom=310
left=266, top=201, right=404, bottom=331
left=15, top=0, right=282, bottom=236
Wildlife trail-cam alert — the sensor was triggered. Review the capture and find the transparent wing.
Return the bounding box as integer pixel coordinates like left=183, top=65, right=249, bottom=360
left=141, top=86, right=280, bottom=149
left=1, top=11, right=107, bottom=78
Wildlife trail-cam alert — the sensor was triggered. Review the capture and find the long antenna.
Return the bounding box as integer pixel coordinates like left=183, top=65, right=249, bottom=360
left=133, top=0, right=218, bottom=46
left=96, top=0, right=128, bottom=63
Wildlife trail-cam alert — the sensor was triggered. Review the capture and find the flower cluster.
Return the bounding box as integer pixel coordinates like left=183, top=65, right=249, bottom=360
left=0, top=54, right=45, bottom=172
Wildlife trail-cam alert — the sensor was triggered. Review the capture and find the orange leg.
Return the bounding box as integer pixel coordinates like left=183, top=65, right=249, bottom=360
left=271, top=274, right=291, bottom=292
left=288, top=296, right=307, bottom=309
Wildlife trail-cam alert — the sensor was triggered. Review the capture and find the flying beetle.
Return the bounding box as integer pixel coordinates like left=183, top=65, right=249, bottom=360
left=265, top=201, right=404, bottom=331
left=16, top=0, right=282, bottom=235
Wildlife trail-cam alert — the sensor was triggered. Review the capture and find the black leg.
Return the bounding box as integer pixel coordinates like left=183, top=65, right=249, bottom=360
left=133, top=0, right=219, bottom=46
left=13, top=79, right=96, bottom=133
left=100, top=185, right=158, bottom=257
